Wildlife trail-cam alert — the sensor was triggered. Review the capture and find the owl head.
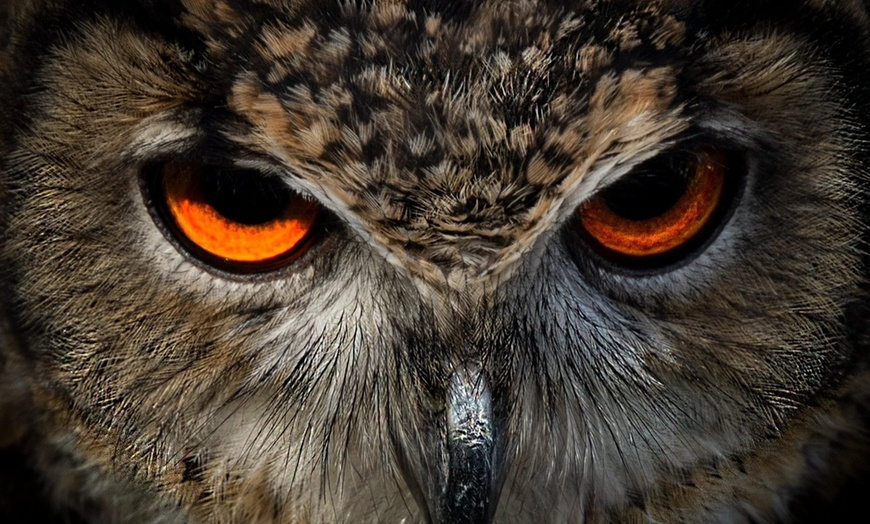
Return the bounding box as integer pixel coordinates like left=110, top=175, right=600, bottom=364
left=1, top=0, right=869, bottom=522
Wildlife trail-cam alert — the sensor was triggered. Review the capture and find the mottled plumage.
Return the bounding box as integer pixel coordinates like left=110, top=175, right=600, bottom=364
left=1, top=0, right=869, bottom=523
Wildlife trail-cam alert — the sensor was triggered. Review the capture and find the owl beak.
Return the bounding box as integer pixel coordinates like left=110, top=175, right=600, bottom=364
left=428, top=364, right=506, bottom=524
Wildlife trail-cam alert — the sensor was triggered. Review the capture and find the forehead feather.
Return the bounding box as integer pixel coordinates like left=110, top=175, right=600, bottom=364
left=177, top=0, right=691, bottom=286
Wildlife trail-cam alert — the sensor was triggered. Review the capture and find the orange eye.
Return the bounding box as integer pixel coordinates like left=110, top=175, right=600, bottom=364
left=158, top=163, right=319, bottom=269
left=578, top=149, right=730, bottom=262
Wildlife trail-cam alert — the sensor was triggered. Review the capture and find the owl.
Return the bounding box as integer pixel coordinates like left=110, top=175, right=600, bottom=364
left=1, top=0, right=869, bottom=522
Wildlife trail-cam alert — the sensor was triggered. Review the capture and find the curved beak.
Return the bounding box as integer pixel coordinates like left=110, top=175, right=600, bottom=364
left=397, top=363, right=505, bottom=524
left=432, top=364, right=504, bottom=524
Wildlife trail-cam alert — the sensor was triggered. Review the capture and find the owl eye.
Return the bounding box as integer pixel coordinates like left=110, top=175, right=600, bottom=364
left=578, top=148, right=734, bottom=266
left=150, top=162, right=320, bottom=272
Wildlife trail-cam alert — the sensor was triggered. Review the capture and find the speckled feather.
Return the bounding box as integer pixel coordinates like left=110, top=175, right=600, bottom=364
left=195, top=0, right=696, bottom=288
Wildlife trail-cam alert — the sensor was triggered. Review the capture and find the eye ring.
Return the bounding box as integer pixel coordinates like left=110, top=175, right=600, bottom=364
left=578, top=148, right=737, bottom=268
left=145, top=161, right=321, bottom=273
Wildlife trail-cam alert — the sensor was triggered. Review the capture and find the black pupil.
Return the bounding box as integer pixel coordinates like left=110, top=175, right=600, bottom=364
left=598, top=156, right=694, bottom=221
left=200, top=167, right=291, bottom=225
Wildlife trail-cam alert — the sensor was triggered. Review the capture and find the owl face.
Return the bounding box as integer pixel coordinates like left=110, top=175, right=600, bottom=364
left=1, top=0, right=869, bottom=522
